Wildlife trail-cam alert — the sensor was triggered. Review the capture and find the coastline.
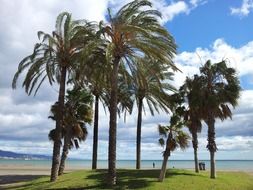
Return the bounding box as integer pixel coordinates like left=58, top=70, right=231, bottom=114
left=0, top=164, right=253, bottom=175
left=1, top=159, right=253, bottom=177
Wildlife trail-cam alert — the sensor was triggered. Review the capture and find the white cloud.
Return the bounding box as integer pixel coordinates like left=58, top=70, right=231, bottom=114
left=0, top=113, right=43, bottom=128
left=190, top=0, right=207, bottom=7
left=217, top=136, right=253, bottom=151
left=108, top=0, right=206, bottom=24
left=152, top=0, right=189, bottom=23
left=231, top=0, right=253, bottom=17
left=173, top=38, right=253, bottom=89
left=152, top=0, right=207, bottom=23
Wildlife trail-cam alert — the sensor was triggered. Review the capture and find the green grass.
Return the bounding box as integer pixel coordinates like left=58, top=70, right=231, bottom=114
left=7, top=169, right=253, bottom=190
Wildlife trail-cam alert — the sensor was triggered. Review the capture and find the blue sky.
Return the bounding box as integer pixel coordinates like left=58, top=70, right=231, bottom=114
left=0, top=0, right=252, bottom=161
left=168, top=1, right=253, bottom=52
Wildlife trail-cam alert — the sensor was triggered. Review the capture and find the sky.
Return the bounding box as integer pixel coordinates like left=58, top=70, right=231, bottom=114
left=0, top=0, right=253, bottom=161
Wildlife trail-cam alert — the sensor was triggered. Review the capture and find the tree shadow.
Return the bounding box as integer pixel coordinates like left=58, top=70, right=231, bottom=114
left=0, top=175, right=47, bottom=185
left=0, top=169, right=201, bottom=189
left=0, top=175, right=47, bottom=190
left=84, top=169, right=161, bottom=189
left=165, top=169, right=198, bottom=178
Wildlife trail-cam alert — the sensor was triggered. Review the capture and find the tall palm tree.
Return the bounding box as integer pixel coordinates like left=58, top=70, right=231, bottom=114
left=180, top=76, right=202, bottom=173
left=82, top=54, right=133, bottom=171
left=12, top=12, right=96, bottom=182
left=88, top=51, right=110, bottom=170
left=91, top=83, right=104, bottom=170
left=72, top=32, right=113, bottom=170
left=197, top=60, right=240, bottom=178
left=129, top=58, right=176, bottom=169
left=100, top=0, right=177, bottom=184
left=158, top=94, right=189, bottom=182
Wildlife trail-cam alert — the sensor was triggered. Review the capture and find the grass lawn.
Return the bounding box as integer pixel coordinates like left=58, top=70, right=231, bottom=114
left=7, top=169, right=253, bottom=190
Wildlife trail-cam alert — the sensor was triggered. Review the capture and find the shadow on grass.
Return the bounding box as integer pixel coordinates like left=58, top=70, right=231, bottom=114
left=0, top=175, right=47, bottom=185
left=165, top=169, right=198, bottom=178
left=2, top=169, right=200, bottom=189
left=84, top=169, right=155, bottom=189
left=0, top=175, right=47, bottom=190
left=85, top=169, right=197, bottom=189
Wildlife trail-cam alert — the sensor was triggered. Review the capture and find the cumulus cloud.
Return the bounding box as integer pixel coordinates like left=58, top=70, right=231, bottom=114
left=173, top=38, right=253, bottom=89
left=108, top=0, right=206, bottom=24
left=0, top=0, right=108, bottom=90
left=152, top=0, right=188, bottom=23
left=230, top=0, right=253, bottom=17
left=151, top=0, right=207, bottom=23
left=190, top=0, right=207, bottom=8
left=217, top=136, right=253, bottom=151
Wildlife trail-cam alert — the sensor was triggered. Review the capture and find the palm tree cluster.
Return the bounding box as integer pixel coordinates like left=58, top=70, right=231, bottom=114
left=179, top=60, right=240, bottom=179
left=11, top=0, right=240, bottom=186
left=12, top=0, right=177, bottom=185
left=157, top=59, right=240, bottom=181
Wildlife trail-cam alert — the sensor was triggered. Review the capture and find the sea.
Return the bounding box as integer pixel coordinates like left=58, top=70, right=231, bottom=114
left=0, top=159, right=253, bottom=171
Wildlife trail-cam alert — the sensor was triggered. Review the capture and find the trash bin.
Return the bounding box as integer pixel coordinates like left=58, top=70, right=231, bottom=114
left=199, top=162, right=203, bottom=170
left=199, top=162, right=205, bottom=170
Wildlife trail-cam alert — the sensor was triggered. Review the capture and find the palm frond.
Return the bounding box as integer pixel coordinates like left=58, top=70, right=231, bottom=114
left=158, top=125, right=168, bottom=137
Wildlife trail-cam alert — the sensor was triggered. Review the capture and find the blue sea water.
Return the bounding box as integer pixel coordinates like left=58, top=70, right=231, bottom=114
left=0, top=159, right=252, bottom=171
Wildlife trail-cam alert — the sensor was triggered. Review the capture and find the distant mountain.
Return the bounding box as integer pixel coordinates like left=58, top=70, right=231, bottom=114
left=0, top=149, right=51, bottom=160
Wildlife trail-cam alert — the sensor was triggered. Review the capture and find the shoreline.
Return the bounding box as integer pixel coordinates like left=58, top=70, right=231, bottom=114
left=0, top=165, right=252, bottom=175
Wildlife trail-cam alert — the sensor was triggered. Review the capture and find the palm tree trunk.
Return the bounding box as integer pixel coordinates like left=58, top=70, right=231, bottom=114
left=92, top=95, right=99, bottom=170
left=192, top=131, right=199, bottom=173
left=58, top=132, right=71, bottom=176
left=207, top=116, right=217, bottom=179
left=210, top=150, right=215, bottom=178
left=159, top=133, right=171, bottom=182
left=158, top=150, right=170, bottom=182
left=108, top=57, right=120, bottom=186
left=50, top=66, right=67, bottom=182
left=136, top=97, right=143, bottom=169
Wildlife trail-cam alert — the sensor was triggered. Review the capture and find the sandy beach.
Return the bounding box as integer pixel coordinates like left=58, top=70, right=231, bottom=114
left=0, top=165, right=82, bottom=175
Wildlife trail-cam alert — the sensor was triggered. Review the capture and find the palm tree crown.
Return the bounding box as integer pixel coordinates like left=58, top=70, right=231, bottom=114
left=12, top=12, right=96, bottom=95
left=12, top=12, right=97, bottom=182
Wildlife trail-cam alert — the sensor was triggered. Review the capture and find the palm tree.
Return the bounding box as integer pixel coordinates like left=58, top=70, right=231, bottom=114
left=48, top=125, right=88, bottom=175
left=91, top=84, right=103, bottom=170
left=88, top=52, right=109, bottom=170
left=81, top=54, right=133, bottom=170
left=12, top=12, right=96, bottom=182
left=185, top=110, right=202, bottom=173
left=59, top=87, right=93, bottom=175
left=48, top=87, right=93, bottom=175
left=158, top=94, right=189, bottom=182
left=180, top=76, right=202, bottom=173
left=100, top=0, right=177, bottom=184
left=59, top=124, right=87, bottom=176
left=197, top=60, right=240, bottom=178
left=129, top=58, right=176, bottom=169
